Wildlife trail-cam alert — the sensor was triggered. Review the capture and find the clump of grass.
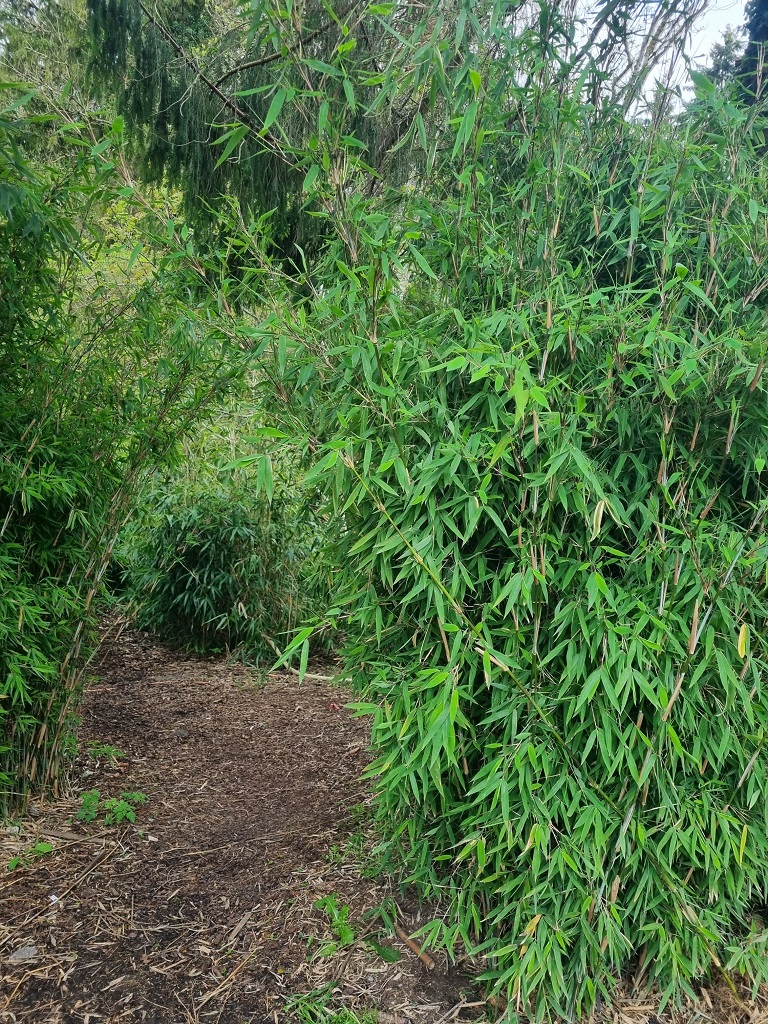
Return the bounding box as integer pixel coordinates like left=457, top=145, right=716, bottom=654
left=286, top=985, right=378, bottom=1023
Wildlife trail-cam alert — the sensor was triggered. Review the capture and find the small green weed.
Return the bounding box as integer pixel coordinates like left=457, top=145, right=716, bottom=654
left=6, top=840, right=54, bottom=873
left=313, top=894, right=355, bottom=957
left=101, top=792, right=148, bottom=824
left=325, top=831, right=366, bottom=866
left=76, top=789, right=148, bottom=825
left=313, top=894, right=401, bottom=965
left=348, top=803, right=373, bottom=826
left=235, top=666, right=270, bottom=690
left=285, top=985, right=378, bottom=1023
left=77, top=790, right=101, bottom=822
left=85, top=742, right=124, bottom=764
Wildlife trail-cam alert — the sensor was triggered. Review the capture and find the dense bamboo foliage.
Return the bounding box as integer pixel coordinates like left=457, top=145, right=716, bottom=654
left=0, top=102, right=242, bottom=813
left=3, top=0, right=768, bottom=1016
left=117, top=420, right=331, bottom=661
left=207, top=1, right=768, bottom=1014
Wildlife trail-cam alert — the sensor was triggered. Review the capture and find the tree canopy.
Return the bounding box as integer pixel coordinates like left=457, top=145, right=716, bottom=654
left=81, top=0, right=711, bottom=256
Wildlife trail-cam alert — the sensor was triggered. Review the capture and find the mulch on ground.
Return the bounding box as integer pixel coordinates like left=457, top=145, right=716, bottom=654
left=0, top=621, right=474, bottom=1024
left=2, top=623, right=767, bottom=1024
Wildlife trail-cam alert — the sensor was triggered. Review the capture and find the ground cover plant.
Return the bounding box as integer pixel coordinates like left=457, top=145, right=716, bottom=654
left=202, top=0, right=768, bottom=1016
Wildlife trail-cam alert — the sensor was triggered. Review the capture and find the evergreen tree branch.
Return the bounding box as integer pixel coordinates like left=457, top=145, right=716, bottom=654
left=137, top=0, right=294, bottom=168
left=213, top=2, right=360, bottom=89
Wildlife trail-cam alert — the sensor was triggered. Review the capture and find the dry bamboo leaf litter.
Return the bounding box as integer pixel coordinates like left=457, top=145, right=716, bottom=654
left=0, top=625, right=474, bottom=1023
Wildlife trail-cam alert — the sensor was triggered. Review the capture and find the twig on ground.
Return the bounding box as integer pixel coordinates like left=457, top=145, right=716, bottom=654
left=394, top=923, right=435, bottom=971
left=0, top=846, right=116, bottom=940
left=222, top=908, right=255, bottom=948
left=197, top=943, right=260, bottom=1008
left=285, top=665, right=336, bottom=681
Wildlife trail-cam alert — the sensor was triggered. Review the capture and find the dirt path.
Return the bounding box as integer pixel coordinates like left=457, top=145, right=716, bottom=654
left=0, top=624, right=474, bottom=1024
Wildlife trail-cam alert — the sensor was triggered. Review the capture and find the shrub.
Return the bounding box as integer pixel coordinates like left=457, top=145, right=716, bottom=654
left=235, top=10, right=768, bottom=1017
left=118, top=471, right=329, bottom=662
left=0, top=106, right=242, bottom=815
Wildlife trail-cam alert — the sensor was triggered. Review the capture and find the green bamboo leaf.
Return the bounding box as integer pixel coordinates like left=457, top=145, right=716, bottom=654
left=416, top=111, right=427, bottom=151
left=452, top=101, right=478, bottom=157
left=690, top=69, right=716, bottom=94
left=212, top=123, right=248, bottom=168
left=298, top=638, right=309, bottom=682
left=303, top=58, right=342, bottom=78
left=407, top=244, right=437, bottom=279
left=318, top=100, right=330, bottom=134
left=366, top=939, right=402, bottom=962
left=261, top=88, right=287, bottom=135
left=343, top=78, right=356, bottom=111
left=303, top=164, right=320, bottom=191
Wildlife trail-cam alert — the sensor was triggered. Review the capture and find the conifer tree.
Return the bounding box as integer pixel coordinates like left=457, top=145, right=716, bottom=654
left=85, top=0, right=437, bottom=259
left=83, top=0, right=711, bottom=261
left=742, top=0, right=768, bottom=96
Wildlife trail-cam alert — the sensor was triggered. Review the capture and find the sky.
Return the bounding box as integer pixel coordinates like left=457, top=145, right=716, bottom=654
left=690, top=0, right=746, bottom=63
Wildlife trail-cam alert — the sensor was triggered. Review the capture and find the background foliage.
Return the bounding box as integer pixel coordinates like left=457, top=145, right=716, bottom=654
left=82, top=0, right=716, bottom=258
left=117, top=413, right=331, bottom=662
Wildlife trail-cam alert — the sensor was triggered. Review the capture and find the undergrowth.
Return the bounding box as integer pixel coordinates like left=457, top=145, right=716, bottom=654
left=116, top=418, right=331, bottom=662
left=285, top=988, right=378, bottom=1024
left=0, top=107, right=242, bottom=815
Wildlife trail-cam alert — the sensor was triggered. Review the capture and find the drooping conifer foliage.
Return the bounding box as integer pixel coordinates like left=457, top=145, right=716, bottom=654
left=742, top=0, right=768, bottom=95
left=84, top=0, right=711, bottom=257
left=85, top=0, right=453, bottom=256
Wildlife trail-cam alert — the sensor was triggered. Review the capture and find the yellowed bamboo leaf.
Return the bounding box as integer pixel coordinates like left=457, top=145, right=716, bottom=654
left=738, top=623, right=749, bottom=659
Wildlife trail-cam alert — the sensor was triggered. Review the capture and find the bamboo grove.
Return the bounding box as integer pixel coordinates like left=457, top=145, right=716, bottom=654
left=230, top=1, right=768, bottom=1015
left=2, top=0, right=768, bottom=1016
left=0, top=105, right=244, bottom=812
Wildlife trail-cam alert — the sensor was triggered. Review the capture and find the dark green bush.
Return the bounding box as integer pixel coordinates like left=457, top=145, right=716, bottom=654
left=118, top=474, right=329, bottom=662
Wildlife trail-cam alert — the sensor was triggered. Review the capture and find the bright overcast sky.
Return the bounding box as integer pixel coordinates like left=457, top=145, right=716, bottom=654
left=690, top=0, right=746, bottom=61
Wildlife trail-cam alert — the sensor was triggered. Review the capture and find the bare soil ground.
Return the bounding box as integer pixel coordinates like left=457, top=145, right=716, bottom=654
left=0, top=623, right=475, bottom=1024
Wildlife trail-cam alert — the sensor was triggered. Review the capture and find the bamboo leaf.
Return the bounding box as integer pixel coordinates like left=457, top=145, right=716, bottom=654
left=408, top=244, right=437, bottom=279
left=213, top=123, right=249, bottom=167
left=261, top=88, right=288, bottom=135
left=738, top=623, right=749, bottom=659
